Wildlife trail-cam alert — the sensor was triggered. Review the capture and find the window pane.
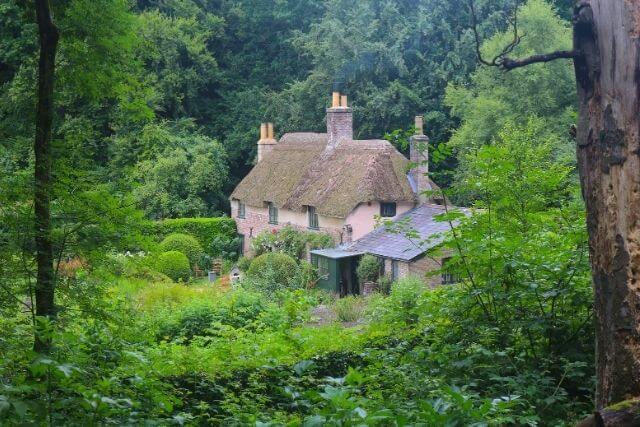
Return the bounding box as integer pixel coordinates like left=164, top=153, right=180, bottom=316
left=381, top=202, right=396, bottom=217
left=308, top=206, right=318, bottom=229
left=268, top=203, right=278, bottom=224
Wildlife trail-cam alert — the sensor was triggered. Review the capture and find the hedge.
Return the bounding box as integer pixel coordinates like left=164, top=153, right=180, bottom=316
left=153, top=217, right=237, bottom=256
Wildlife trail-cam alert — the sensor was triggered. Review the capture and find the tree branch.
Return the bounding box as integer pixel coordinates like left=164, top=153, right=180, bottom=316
left=501, top=50, right=578, bottom=70
left=467, top=0, right=579, bottom=70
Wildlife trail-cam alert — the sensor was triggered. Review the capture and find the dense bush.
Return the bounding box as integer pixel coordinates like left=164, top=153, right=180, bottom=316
left=236, top=256, right=252, bottom=272
left=158, top=233, right=203, bottom=266
left=356, top=254, right=381, bottom=283
left=246, top=252, right=299, bottom=293
left=106, top=252, right=171, bottom=282
left=157, top=251, right=191, bottom=282
left=154, top=217, right=237, bottom=256
left=209, top=234, right=241, bottom=261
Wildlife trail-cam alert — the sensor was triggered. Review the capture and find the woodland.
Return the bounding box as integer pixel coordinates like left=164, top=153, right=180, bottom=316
left=1, top=0, right=639, bottom=425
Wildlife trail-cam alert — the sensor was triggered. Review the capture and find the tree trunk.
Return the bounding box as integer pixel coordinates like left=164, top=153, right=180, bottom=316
left=573, top=0, right=640, bottom=409
left=33, top=0, right=59, bottom=353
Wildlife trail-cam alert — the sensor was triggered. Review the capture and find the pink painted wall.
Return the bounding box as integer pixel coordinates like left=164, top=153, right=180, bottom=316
left=345, top=201, right=414, bottom=240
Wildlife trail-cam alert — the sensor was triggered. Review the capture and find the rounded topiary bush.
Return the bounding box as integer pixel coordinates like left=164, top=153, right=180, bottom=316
left=159, top=233, right=203, bottom=266
left=157, top=251, right=191, bottom=282
left=357, top=254, right=380, bottom=283
left=246, top=252, right=298, bottom=292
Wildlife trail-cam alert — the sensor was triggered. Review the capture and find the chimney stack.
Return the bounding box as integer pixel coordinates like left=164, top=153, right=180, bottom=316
left=409, top=115, right=430, bottom=204
left=326, top=92, right=353, bottom=150
left=257, top=122, right=277, bottom=162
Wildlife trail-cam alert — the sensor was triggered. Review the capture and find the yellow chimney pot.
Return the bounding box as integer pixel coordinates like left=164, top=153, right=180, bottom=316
left=340, top=95, right=348, bottom=108
left=415, top=115, right=424, bottom=135
left=332, top=91, right=340, bottom=108
left=267, top=122, right=274, bottom=139
left=260, top=123, right=267, bottom=140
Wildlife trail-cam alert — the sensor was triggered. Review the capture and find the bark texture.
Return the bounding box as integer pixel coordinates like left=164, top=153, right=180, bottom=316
left=573, top=0, right=640, bottom=409
left=33, top=0, right=59, bottom=353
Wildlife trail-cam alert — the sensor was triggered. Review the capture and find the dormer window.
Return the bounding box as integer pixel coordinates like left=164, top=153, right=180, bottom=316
left=308, top=206, right=319, bottom=229
left=268, top=202, right=278, bottom=224
left=380, top=202, right=396, bottom=218
left=237, top=201, right=245, bottom=219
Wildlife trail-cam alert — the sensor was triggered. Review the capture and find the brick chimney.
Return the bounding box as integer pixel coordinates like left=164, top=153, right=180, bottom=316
left=326, top=91, right=353, bottom=150
left=257, top=122, right=277, bottom=162
left=410, top=115, right=430, bottom=204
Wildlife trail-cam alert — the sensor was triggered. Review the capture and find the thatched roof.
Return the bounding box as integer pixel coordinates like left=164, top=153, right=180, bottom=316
left=230, top=132, right=421, bottom=218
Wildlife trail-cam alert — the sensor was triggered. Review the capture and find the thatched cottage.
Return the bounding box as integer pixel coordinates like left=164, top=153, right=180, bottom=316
left=230, top=92, right=440, bottom=254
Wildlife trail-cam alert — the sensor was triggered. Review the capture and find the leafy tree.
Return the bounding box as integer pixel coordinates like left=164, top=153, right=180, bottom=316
left=129, top=122, right=229, bottom=218
left=445, top=0, right=575, bottom=159
left=430, top=121, right=593, bottom=419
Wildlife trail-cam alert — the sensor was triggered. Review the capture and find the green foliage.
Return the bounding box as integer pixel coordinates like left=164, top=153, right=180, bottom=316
left=445, top=0, right=576, bottom=173
left=158, top=233, right=203, bottom=266
left=251, top=225, right=334, bottom=260
left=356, top=254, right=380, bottom=283
left=333, top=296, right=365, bottom=323
left=154, top=217, right=237, bottom=257
left=0, top=0, right=595, bottom=424
left=157, top=251, right=191, bottom=282
left=246, top=252, right=299, bottom=293
left=236, top=256, right=252, bottom=272
left=156, top=291, right=269, bottom=343
left=130, top=122, right=230, bottom=218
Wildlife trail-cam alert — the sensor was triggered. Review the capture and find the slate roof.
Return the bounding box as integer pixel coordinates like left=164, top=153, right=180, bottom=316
left=230, top=132, right=441, bottom=218
left=311, top=204, right=464, bottom=261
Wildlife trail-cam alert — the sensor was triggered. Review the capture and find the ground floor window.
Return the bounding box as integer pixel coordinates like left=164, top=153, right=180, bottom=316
left=377, top=256, right=385, bottom=276
left=391, top=259, right=399, bottom=281
left=441, top=257, right=458, bottom=284
left=238, top=234, right=245, bottom=255
left=312, top=254, right=330, bottom=279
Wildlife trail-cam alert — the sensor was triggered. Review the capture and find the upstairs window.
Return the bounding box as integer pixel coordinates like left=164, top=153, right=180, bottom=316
left=268, top=202, right=278, bottom=224
left=308, top=206, right=319, bottom=229
left=237, top=201, right=245, bottom=219
left=380, top=202, right=397, bottom=218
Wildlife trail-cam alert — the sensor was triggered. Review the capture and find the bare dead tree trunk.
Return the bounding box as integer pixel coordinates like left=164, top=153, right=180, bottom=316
left=33, top=0, right=59, bottom=353
left=572, top=0, right=640, bottom=410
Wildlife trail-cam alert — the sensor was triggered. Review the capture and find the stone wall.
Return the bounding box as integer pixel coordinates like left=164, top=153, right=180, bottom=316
left=381, top=255, right=444, bottom=288
left=408, top=255, right=443, bottom=288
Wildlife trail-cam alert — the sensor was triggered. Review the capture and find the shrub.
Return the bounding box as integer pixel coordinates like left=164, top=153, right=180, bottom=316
left=158, top=233, right=203, bottom=266
left=210, top=234, right=242, bottom=261
left=334, top=296, right=365, bottom=323
left=246, top=252, right=298, bottom=293
left=156, top=289, right=270, bottom=342
left=154, top=217, right=237, bottom=256
left=356, top=254, right=381, bottom=283
left=237, top=256, right=252, bottom=272
left=157, top=251, right=191, bottom=282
